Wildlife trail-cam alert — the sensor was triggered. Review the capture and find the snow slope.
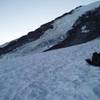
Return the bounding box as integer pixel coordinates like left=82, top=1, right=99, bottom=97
left=1, top=1, right=100, bottom=57
left=15, top=1, right=100, bottom=54
left=0, top=38, right=100, bottom=100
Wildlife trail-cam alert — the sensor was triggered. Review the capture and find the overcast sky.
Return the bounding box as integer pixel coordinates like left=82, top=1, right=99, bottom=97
left=0, top=0, right=98, bottom=45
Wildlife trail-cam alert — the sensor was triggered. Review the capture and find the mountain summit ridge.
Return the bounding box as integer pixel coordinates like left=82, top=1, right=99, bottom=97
left=0, top=1, right=100, bottom=57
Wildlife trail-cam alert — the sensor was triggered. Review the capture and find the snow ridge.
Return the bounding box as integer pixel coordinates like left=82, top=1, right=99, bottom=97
left=6, top=1, right=100, bottom=57
left=0, top=1, right=100, bottom=58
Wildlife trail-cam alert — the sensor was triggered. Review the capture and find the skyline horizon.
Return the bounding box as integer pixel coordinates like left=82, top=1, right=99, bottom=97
left=0, top=0, right=98, bottom=45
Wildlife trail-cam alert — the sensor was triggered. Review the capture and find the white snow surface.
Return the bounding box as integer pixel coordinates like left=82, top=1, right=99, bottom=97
left=4, top=1, right=100, bottom=57
left=0, top=38, right=100, bottom=100
left=81, top=25, right=90, bottom=33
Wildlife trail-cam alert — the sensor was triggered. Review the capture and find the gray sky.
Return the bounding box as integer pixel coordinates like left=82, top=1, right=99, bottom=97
left=0, top=0, right=98, bottom=44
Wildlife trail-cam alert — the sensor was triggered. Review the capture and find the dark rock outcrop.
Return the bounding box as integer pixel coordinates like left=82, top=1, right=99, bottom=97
left=0, top=22, right=54, bottom=56
left=86, top=52, right=100, bottom=66
left=45, top=7, right=100, bottom=51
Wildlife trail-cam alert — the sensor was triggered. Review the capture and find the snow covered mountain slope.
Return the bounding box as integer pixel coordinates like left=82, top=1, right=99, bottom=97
left=0, top=38, right=100, bottom=100
left=0, top=1, right=100, bottom=57
left=46, top=6, right=100, bottom=51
